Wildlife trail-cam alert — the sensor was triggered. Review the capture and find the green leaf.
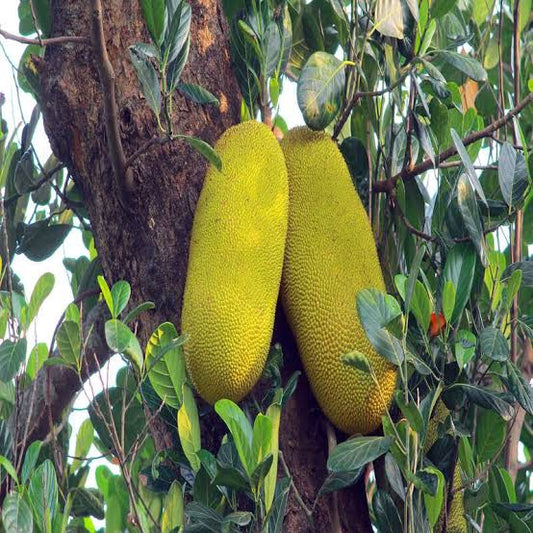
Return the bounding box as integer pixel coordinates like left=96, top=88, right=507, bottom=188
left=69, top=488, right=104, bottom=520
left=442, top=243, right=476, bottom=323
left=164, top=0, right=191, bottom=65
left=411, top=280, right=431, bottom=334
left=26, top=272, right=55, bottom=327
left=22, top=440, right=42, bottom=484
left=176, top=134, right=221, bottom=171
left=429, top=0, right=457, bottom=17
left=479, top=327, right=509, bottom=362
left=167, top=36, right=190, bottom=91
left=56, top=321, right=81, bottom=368
left=450, top=129, right=488, bottom=205
left=423, top=467, right=445, bottom=527
left=436, top=50, right=487, bottom=82
left=223, top=511, right=253, bottom=526
left=252, top=414, right=272, bottom=471
left=455, top=330, right=476, bottom=368
left=504, top=361, right=533, bottom=416
left=17, top=221, right=71, bottom=262
left=28, top=460, right=58, bottom=529
left=372, top=490, right=403, bottom=533
left=317, top=469, right=363, bottom=497
left=264, top=399, right=281, bottom=513
left=215, top=399, right=254, bottom=477
left=178, top=83, right=219, bottom=106
left=250, top=453, right=273, bottom=495
left=503, top=262, right=533, bottom=287
left=457, top=173, right=487, bottom=265
left=186, top=501, right=222, bottom=531
left=442, top=280, right=456, bottom=324
left=139, top=0, right=166, bottom=46
left=124, top=301, right=155, bottom=324
left=265, top=477, right=291, bottom=533
left=161, top=481, right=184, bottom=533
left=395, top=391, right=424, bottom=434
left=0, top=455, right=19, bottom=485
left=177, top=384, right=201, bottom=472
left=97, top=276, right=113, bottom=316
left=498, top=142, right=529, bottom=207
left=130, top=45, right=161, bottom=116
left=105, top=319, right=143, bottom=371
left=327, top=436, right=392, bottom=473
left=447, top=383, right=514, bottom=419
left=0, top=339, right=27, bottom=382
left=2, top=492, right=33, bottom=533
left=356, top=289, right=404, bottom=366
left=71, top=419, right=94, bottom=473
left=297, top=51, right=346, bottom=130
left=476, top=409, right=505, bottom=463
left=110, top=281, right=131, bottom=318
left=340, top=351, right=372, bottom=373
left=145, top=322, right=187, bottom=409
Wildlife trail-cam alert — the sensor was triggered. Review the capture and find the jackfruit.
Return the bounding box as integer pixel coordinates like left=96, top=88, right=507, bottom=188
left=181, top=121, right=288, bottom=404
left=280, top=127, right=396, bottom=435
left=425, top=401, right=467, bottom=533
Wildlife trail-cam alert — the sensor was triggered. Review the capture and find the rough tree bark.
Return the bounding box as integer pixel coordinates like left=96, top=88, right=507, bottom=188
left=30, top=0, right=372, bottom=530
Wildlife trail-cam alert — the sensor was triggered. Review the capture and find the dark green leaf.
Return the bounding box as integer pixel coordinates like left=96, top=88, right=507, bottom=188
left=479, top=327, right=509, bottom=362
left=327, top=436, right=392, bottom=473
left=223, top=511, right=253, bottom=526
left=297, top=51, right=346, bottom=130
left=498, top=142, right=529, bottom=207
left=437, top=50, right=487, bottom=82
left=22, top=440, right=42, bottom=484
left=167, top=36, right=190, bottom=90
left=395, top=391, right=424, bottom=434
left=164, top=0, right=191, bottom=65
left=17, top=221, right=71, bottom=261
left=384, top=453, right=405, bottom=500
left=430, top=0, right=458, bottom=19
left=265, top=477, right=291, bottom=533
left=26, top=273, right=55, bottom=327
left=504, top=361, right=533, bottom=416
left=502, top=261, right=533, bottom=287
left=139, top=0, right=166, bottom=46
left=129, top=46, right=161, bottom=116
left=0, top=339, right=27, bottom=382
left=250, top=453, right=273, bottom=494
left=178, top=83, right=219, bottom=106
left=186, top=501, right=223, bottom=531
left=124, top=301, right=155, bottom=324
left=447, top=384, right=514, bottom=419
left=70, top=488, right=105, bottom=520
left=317, top=469, right=363, bottom=497
left=372, top=490, right=403, bottom=533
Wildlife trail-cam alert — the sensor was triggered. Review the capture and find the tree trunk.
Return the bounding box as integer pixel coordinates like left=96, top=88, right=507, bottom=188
left=36, top=1, right=371, bottom=530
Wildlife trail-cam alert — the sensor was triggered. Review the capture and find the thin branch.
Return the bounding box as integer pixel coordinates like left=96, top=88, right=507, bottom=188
left=0, top=28, right=90, bottom=46
left=124, top=137, right=172, bottom=170
left=332, top=66, right=414, bottom=140
left=373, top=92, right=533, bottom=194
left=90, top=0, right=132, bottom=203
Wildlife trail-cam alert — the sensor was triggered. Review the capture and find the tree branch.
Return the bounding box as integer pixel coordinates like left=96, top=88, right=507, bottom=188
left=0, top=27, right=90, bottom=46
left=373, top=92, right=533, bottom=194
left=90, top=0, right=132, bottom=205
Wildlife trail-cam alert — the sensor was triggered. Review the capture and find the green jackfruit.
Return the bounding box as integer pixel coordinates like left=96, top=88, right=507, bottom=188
left=280, top=127, right=396, bottom=435
left=181, top=121, right=288, bottom=404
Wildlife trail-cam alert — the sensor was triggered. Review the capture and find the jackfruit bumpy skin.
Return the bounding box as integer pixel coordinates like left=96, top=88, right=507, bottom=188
left=181, top=121, right=288, bottom=404
left=280, top=127, right=396, bottom=435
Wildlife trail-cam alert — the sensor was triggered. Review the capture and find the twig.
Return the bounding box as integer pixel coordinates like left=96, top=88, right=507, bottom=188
left=373, top=92, right=533, bottom=194
left=332, top=66, right=414, bottom=140
left=4, top=164, right=63, bottom=207
left=0, top=28, right=90, bottom=46
left=124, top=137, right=172, bottom=170
left=90, top=0, right=132, bottom=204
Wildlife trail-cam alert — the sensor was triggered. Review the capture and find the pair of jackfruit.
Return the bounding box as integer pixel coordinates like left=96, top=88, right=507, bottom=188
left=181, top=121, right=397, bottom=435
